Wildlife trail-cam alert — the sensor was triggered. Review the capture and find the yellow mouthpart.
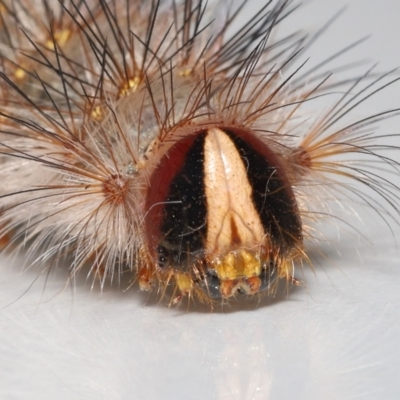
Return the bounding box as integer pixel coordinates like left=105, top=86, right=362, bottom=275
left=210, top=249, right=262, bottom=280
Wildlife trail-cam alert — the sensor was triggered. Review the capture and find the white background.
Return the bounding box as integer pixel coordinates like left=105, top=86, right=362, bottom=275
left=1, top=1, right=400, bottom=399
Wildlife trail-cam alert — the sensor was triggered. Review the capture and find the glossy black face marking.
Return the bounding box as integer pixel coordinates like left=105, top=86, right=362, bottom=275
left=200, top=270, right=221, bottom=299
left=258, top=261, right=279, bottom=291
left=157, top=134, right=207, bottom=268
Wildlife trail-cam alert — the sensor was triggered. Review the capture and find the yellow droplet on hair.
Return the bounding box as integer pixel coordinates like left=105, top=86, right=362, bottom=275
left=119, top=76, right=141, bottom=97
left=14, top=68, right=26, bottom=81
left=45, top=29, right=71, bottom=50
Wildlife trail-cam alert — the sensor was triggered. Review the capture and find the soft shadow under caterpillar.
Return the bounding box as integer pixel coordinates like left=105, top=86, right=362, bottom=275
left=0, top=0, right=399, bottom=307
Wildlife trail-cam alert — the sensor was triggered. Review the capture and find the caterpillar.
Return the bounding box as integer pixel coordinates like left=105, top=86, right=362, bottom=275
left=0, top=0, right=399, bottom=307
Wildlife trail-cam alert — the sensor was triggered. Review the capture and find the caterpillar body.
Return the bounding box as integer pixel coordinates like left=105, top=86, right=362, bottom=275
left=0, top=0, right=399, bottom=307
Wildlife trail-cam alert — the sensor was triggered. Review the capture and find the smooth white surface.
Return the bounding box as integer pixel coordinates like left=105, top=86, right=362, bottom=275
left=1, top=1, right=400, bottom=399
